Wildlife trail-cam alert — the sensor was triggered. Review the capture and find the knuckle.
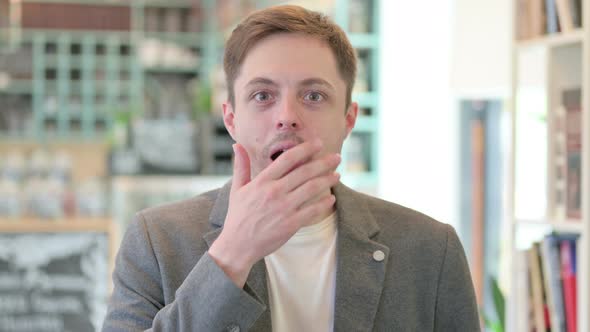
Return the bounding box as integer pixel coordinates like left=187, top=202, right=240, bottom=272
left=319, top=164, right=336, bottom=177
left=330, top=173, right=340, bottom=183
left=310, top=163, right=325, bottom=176
left=320, top=175, right=333, bottom=187
left=306, top=179, right=321, bottom=193
left=264, top=185, right=279, bottom=201
left=277, top=200, right=291, bottom=211
left=281, top=154, right=295, bottom=166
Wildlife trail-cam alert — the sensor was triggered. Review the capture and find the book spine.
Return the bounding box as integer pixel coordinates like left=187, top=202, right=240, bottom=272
left=560, top=239, right=577, bottom=332
left=569, top=0, right=582, bottom=27
left=541, top=236, right=566, bottom=332
left=545, top=0, right=560, bottom=33
left=555, top=0, right=575, bottom=32
left=516, top=250, right=531, bottom=331
left=529, top=244, right=548, bottom=331
left=529, top=0, right=547, bottom=37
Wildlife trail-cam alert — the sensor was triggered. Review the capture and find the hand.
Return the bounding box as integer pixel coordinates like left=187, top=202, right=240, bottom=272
left=208, top=140, right=341, bottom=287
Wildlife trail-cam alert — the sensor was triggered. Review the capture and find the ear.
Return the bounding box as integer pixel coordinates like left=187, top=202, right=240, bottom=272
left=223, top=101, right=237, bottom=141
left=344, top=102, right=359, bottom=138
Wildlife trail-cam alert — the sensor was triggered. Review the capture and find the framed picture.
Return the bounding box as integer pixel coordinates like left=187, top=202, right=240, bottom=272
left=0, top=219, right=116, bottom=332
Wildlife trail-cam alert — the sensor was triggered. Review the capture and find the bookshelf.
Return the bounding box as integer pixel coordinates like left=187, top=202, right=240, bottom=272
left=508, top=0, right=589, bottom=331
left=0, top=0, right=381, bottom=190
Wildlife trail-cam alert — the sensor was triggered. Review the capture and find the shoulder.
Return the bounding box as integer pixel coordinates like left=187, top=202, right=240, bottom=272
left=352, top=190, right=456, bottom=252
left=350, top=188, right=451, bottom=232
left=369, top=194, right=450, bottom=233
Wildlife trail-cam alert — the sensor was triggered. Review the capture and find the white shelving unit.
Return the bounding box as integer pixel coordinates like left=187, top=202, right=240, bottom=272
left=508, top=0, right=590, bottom=331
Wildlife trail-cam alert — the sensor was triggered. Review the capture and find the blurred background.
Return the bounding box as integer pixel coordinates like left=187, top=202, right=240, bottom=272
left=0, top=0, right=587, bottom=331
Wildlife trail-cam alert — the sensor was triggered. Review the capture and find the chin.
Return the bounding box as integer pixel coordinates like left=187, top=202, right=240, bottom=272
left=250, top=163, right=267, bottom=178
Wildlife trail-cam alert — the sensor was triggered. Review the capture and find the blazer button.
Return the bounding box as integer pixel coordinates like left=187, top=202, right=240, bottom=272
left=373, top=250, right=385, bottom=262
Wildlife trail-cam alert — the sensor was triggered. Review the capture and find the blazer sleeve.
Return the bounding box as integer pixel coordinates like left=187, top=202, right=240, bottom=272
left=434, top=225, right=481, bottom=332
left=102, top=213, right=266, bottom=332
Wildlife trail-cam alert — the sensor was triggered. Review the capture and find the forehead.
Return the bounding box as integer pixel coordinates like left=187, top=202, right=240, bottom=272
left=235, top=33, right=345, bottom=90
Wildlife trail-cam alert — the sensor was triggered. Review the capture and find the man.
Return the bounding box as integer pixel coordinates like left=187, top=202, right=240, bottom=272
left=103, top=5, right=480, bottom=332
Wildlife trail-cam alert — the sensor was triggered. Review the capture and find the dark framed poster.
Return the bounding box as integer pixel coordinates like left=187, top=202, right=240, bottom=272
left=0, top=219, right=115, bottom=332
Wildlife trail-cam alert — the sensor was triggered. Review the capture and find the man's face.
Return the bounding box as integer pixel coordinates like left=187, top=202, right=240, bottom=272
left=223, top=33, right=358, bottom=178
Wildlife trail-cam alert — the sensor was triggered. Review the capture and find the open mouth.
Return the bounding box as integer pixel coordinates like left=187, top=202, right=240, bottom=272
left=271, top=150, right=285, bottom=161
left=267, top=137, right=303, bottom=163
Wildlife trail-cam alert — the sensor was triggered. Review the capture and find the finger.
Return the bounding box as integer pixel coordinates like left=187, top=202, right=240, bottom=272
left=278, top=153, right=341, bottom=193
left=257, top=139, right=323, bottom=182
left=231, top=143, right=251, bottom=191
left=288, top=193, right=336, bottom=227
left=286, top=172, right=340, bottom=210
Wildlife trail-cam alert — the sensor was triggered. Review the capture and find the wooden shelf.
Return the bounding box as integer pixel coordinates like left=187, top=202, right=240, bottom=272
left=517, top=29, right=585, bottom=49
left=20, top=0, right=132, bottom=7
left=14, top=29, right=134, bottom=41
left=141, top=0, right=194, bottom=9
left=0, top=80, right=34, bottom=95
left=143, top=32, right=204, bottom=46
left=43, top=54, right=136, bottom=69
left=0, top=217, right=115, bottom=232
left=514, top=218, right=584, bottom=234
left=143, top=66, right=200, bottom=74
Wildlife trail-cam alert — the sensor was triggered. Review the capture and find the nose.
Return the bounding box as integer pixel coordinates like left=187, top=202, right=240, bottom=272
left=276, top=97, right=302, bottom=130
left=277, top=119, right=298, bottom=129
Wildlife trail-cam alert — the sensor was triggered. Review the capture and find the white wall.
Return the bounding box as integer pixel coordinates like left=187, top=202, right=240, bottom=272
left=377, top=0, right=513, bottom=229
left=377, top=0, right=459, bottom=228
left=451, top=0, right=513, bottom=99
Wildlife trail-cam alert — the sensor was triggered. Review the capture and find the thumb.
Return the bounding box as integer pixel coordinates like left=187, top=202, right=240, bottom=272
left=232, top=143, right=251, bottom=190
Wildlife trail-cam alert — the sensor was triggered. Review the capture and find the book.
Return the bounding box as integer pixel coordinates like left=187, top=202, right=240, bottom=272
left=541, top=235, right=567, bottom=332
left=563, top=88, right=582, bottom=219
left=516, top=0, right=532, bottom=40
left=555, top=0, right=574, bottom=32
left=516, top=250, right=531, bottom=332
left=560, top=238, right=577, bottom=332
left=529, top=0, right=547, bottom=37
left=546, top=0, right=561, bottom=33
left=529, top=244, right=549, bottom=331
left=569, top=0, right=583, bottom=28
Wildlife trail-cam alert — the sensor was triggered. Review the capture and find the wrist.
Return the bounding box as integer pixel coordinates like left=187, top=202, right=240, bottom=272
left=209, top=235, right=254, bottom=288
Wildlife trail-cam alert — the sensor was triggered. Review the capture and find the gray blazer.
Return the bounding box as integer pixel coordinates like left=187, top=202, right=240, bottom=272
left=103, top=181, right=480, bottom=331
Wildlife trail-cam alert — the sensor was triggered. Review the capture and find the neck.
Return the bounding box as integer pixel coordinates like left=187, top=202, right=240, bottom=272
left=300, top=189, right=336, bottom=227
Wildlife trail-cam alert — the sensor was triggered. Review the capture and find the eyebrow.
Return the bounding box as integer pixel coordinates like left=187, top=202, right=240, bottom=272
left=299, top=78, right=335, bottom=91
left=244, top=77, right=335, bottom=91
left=244, top=77, right=278, bottom=89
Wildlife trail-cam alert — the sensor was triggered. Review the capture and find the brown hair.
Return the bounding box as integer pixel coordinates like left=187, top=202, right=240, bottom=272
left=223, top=5, right=357, bottom=110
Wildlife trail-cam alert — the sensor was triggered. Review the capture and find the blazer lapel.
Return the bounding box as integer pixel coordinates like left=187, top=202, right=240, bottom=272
left=332, top=183, right=390, bottom=331
left=202, top=181, right=272, bottom=331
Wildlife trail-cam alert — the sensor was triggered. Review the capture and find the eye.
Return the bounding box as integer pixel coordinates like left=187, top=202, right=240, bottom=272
left=253, top=91, right=272, bottom=103
left=304, top=91, right=324, bottom=103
